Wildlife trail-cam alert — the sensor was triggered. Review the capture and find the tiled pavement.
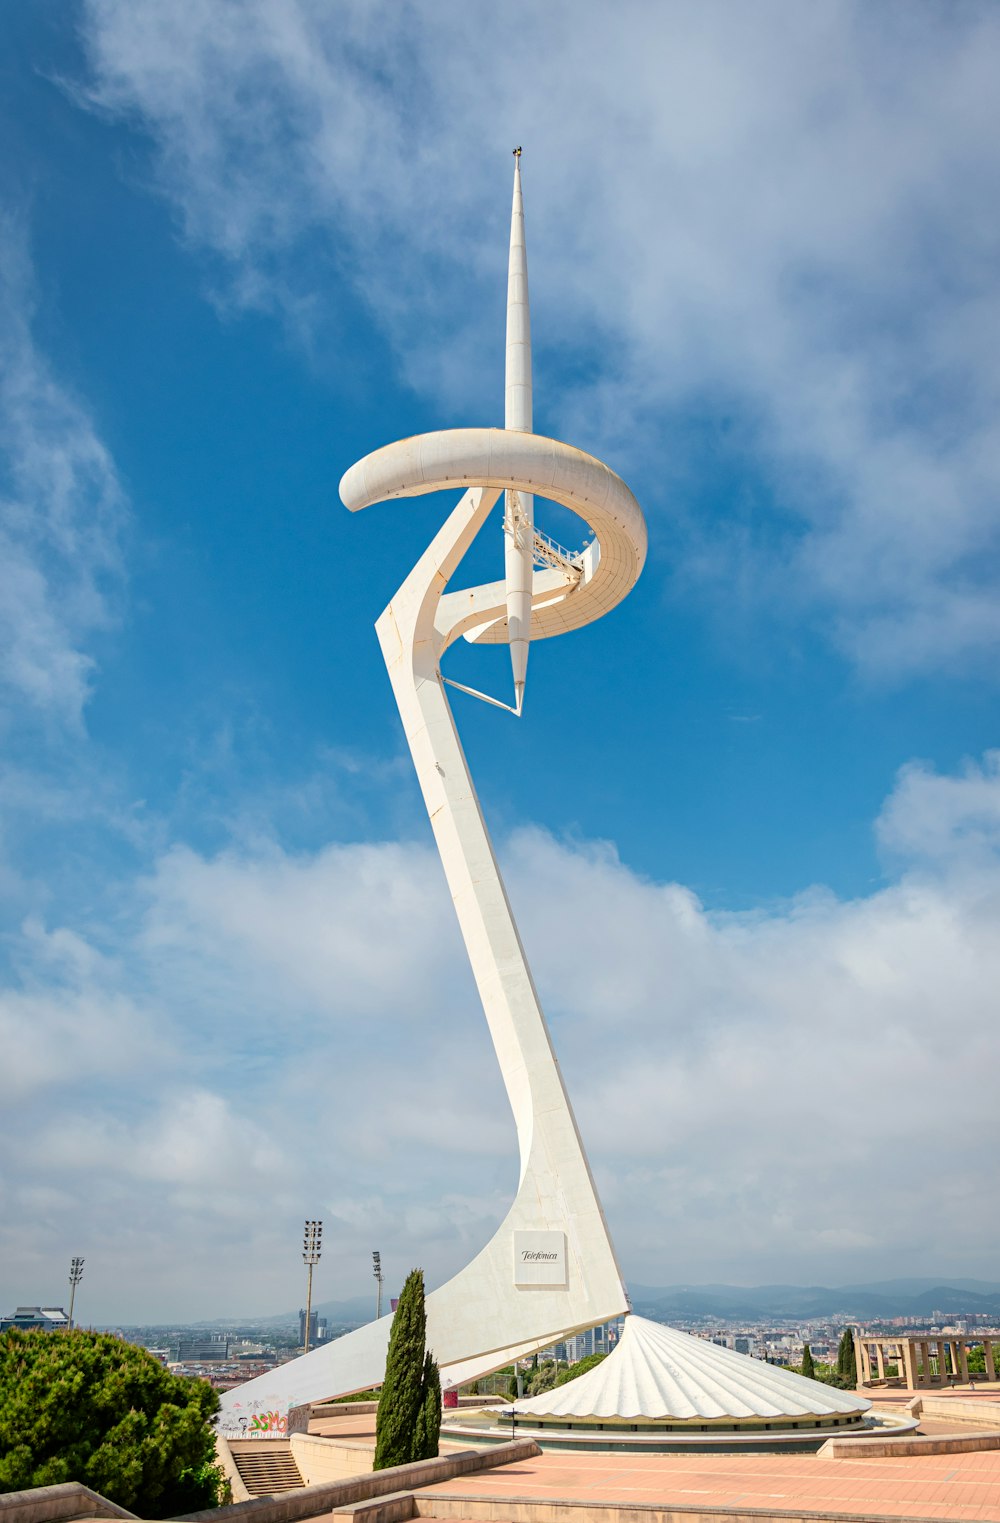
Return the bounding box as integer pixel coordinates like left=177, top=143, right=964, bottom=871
left=308, top=1395, right=1000, bottom=1520
left=423, top=1448, right=1000, bottom=1521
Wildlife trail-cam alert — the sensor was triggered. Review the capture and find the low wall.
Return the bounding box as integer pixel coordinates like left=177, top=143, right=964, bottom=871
left=909, top=1394, right=1000, bottom=1428
left=0, top=1484, right=136, bottom=1523
left=290, top=1432, right=375, bottom=1484
left=312, top=1398, right=503, bottom=1420
left=176, top=1440, right=540, bottom=1523
left=312, top=1402, right=379, bottom=1419
left=819, top=1428, right=1000, bottom=1458
left=333, top=1492, right=418, bottom=1523
left=215, top=1436, right=251, bottom=1502
left=411, top=1496, right=960, bottom=1523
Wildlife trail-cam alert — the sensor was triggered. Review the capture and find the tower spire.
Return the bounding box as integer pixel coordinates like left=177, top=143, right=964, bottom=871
left=505, top=147, right=532, bottom=432
left=504, top=147, right=533, bottom=714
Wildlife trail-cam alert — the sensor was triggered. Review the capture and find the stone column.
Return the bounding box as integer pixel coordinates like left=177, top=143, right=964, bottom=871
left=984, top=1339, right=996, bottom=1382
left=921, top=1341, right=932, bottom=1387
left=858, top=1340, right=871, bottom=1385
left=959, top=1343, right=969, bottom=1384
left=875, top=1343, right=886, bottom=1380
left=902, top=1339, right=917, bottom=1389
left=938, top=1341, right=949, bottom=1383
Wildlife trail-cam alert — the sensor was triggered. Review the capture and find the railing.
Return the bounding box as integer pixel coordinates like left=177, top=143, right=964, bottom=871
left=531, top=526, right=588, bottom=574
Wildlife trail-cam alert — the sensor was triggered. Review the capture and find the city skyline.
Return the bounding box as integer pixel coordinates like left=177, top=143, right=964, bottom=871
left=2, top=2, right=1000, bottom=1322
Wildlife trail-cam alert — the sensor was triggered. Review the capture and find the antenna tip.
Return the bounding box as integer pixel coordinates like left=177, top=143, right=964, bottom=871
left=513, top=146, right=522, bottom=158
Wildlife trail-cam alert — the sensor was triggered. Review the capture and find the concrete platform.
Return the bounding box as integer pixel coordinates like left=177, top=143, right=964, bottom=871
left=417, top=1444, right=1000, bottom=1521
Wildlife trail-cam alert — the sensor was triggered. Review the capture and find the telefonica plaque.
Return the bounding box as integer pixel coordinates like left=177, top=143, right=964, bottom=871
left=513, top=1230, right=567, bottom=1287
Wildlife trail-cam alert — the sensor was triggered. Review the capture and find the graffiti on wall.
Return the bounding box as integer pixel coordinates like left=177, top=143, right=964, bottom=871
left=222, top=1398, right=290, bottom=1439
left=247, top=1410, right=286, bottom=1435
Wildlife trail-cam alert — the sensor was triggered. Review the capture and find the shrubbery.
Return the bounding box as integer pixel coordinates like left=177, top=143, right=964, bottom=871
left=0, top=1328, right=228, bottom=1517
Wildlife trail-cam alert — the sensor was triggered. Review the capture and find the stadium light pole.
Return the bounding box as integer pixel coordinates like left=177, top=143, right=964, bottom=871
left=68, top=1257, right=84, bottom=1330
left=372, top=1250, right=383, bottom=1319
left=302, top=1220, right=322, bottom=1354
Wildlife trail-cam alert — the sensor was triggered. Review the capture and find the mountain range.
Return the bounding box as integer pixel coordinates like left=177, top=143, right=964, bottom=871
left=628, top=1278, right=1000, bottom=1321
left=205, top=1276, right=1000, bottom=1329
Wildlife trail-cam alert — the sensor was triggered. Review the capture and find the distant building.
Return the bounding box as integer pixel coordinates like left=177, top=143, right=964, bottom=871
left=176, top=1336, right=229, bottom=1361
left=544, top=1318, right=624, bottom=1365
left=299, top=1309, right=330, bottom=1346
left=0, top=1306, right=69, bottom=1332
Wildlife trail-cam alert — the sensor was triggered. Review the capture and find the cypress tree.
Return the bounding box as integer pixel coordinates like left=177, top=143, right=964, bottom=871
left=413, top=1351, right=442, bottom=1460
left=374, top=1269, right=427, bottom=1470
left=837, top=1328, right=853, bottom=1382
left=842, top=1329, right=857, bottom=1387
left=836, top=1328, right=847, bottom=1379
left=800, top=1342, right=815, bottom=1380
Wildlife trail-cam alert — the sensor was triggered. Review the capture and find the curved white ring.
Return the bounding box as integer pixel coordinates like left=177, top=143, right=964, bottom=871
left=339, top=428, right=647, bottom=643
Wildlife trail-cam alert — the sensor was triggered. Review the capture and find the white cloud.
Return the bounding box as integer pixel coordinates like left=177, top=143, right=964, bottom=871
left=876, top=750, right=1000, bottom=869
left=140, top=838, right=465, bottom=1020
left=3, top=750, right=999, bottom=1316
left=0, top=217, right=126, bottom=725
left=0, top=982, right=157, bottom=1102
left=77, top=0, right=1000, bottom=674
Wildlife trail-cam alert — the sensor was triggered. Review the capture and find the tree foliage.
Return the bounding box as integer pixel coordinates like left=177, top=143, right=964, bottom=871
left=413, top=1351, right=441, bottom=1461
left=835, top=1327, right=858, bottom=1387
left=373, top=1270, right=440, bottom=1470
left=800, top=1342, right=815, bottom=1380
left=555, top=1351, right=607, bottom=1387
left=834, top=1328, right=858, bottom=1388
left=526, top=1359, right=557, bottom=1396
left=0, top=1329, right=227, bottom=1517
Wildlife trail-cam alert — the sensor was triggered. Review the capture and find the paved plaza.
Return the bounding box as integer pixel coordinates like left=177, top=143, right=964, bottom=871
left=305, top=1396, right=1000, bottom=1522
left=420, top=1446, right=1000, bottom=1521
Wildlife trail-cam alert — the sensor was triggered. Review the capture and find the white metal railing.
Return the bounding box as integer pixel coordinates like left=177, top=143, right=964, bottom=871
left=531, top=525, right=588, bottom=574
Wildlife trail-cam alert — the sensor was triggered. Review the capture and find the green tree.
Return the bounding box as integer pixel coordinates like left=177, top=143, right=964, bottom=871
left=413, top=1352, right=441, bottom=1461
left=800, top=1342, right=815, bottom=1380
left=0, top=1328, right=226, bottom=1517
left=526, top=1359, right=557, bottom=1396
left=373, top=1269, right=440, bottom=1469
left=836, top=1328, right=857, bottom=1387
left=554, top=1352, right=607, bottom=1387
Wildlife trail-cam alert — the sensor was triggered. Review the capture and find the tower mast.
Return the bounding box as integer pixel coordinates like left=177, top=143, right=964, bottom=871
left=504, top=147, right=533, bottom=714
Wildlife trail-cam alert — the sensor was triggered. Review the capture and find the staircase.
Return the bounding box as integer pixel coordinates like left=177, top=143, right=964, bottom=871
left=229, top=1440, right=304, bottom=1496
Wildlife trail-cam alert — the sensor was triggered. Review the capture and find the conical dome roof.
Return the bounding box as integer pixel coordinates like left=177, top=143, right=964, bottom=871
left=514, top=1315, right=870, bottom=1423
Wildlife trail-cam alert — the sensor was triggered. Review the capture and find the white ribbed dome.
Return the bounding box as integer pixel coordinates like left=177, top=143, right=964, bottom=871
left=514, top=1315, right=870, bottom=1423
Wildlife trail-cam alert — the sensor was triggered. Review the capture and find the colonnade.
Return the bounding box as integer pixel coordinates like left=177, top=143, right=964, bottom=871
left=854, top=1331, right=998, bottom=1389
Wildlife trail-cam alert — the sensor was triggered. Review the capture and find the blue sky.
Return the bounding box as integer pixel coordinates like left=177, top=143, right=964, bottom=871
left=2, top=1, right=999, bottom=1322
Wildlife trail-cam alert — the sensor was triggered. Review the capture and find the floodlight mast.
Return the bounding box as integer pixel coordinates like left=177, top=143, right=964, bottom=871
left=302, top=1220, right=322, bottom=1354
left=372, top=1250, right=383, bottom=1320
left=68, top=1256, right=84, bottom=1330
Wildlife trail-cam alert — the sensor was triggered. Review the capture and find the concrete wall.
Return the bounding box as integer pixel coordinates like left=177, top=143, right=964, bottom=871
left=312, top=1399, right=503, bottom=1421
left=910, top=1395, right=1000, bottom=1428
left=413, top=1498, right=938, bottom=1523
left=311, top=1403, right=380, bottom=1419
left=289, top=1433, right=375, bottom=1484
left=176, top=1440, right=541, bottom=1523
left=215, top=1436, right=251, bottom=1502
left=819, top=1428, right=1000, bottom=1458
left=0, top=1484, right=136, bottom=1523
